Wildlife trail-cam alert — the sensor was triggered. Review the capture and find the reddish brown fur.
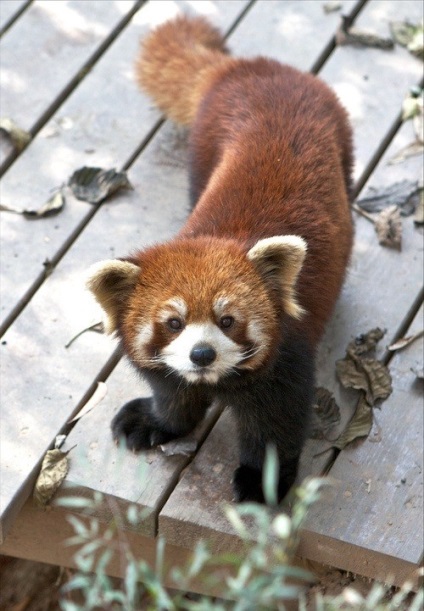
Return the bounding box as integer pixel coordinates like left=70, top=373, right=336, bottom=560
left=122, top=237, right=280, bottom=370
left=136, top=17, right=354, bottom=348
left=87, top=16, right=355, bottom=502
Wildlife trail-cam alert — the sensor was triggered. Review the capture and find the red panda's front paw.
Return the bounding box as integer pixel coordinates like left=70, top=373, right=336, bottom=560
left=233, top=465, right=265, bottom=504
left=111, top=398, right=177, bottom=452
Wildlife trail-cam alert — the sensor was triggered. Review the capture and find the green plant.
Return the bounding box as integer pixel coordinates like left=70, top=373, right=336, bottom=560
left=56, top=451, right=423, bottom=611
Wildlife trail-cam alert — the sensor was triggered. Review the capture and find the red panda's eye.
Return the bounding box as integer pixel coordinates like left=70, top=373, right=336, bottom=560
left=167, top=318, right=183, bottom=332
left=220, top=316, right=234, bottom=329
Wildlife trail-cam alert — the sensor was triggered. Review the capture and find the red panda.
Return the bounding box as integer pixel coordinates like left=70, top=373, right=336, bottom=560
left=87, top=15, right=354, bottom=503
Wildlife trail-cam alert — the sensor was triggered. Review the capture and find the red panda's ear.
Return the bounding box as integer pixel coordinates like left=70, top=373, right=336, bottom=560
left=86, top=260, right=140, bottom=333
left=247, top=236, right=307, bottom=319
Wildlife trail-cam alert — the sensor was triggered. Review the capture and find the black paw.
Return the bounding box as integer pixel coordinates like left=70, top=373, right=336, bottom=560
left=111, top=398, right=177, bottom=452
left=233, top=459, right=299, bottom=504
left=233, top=465, right=265, bottom=503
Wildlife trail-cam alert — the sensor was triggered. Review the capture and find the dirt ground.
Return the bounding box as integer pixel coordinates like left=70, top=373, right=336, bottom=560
left=0, top=554, right=378, bottom=610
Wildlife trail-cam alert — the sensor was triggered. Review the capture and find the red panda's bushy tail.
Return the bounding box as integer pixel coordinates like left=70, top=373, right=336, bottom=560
left=136, top=15, right=234, bottom=126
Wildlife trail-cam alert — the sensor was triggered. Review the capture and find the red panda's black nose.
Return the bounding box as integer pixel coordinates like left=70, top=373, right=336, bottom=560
left=190, top=344, right=217, bottom=367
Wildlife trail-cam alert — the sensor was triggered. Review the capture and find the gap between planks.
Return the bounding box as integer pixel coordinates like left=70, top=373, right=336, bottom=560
left=0, top=0, right=32, bottom=38
left=0, top=0, right=147, bottom=177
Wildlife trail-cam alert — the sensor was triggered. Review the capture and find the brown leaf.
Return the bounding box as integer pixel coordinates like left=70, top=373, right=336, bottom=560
left=310, top=387, right=341, bottom=439
left=374, top=205, right=402, bottom=250
left=23, top=191, right=65, bottom=219
left=336, top=16, right=394, bottom=49
left=347, top=327, right=385, bottom=357
left=0, top=190, right=65, bottom=219
left=33, top=449, right=71, bottom=507
left=0, top=117, right=31, bottom=151
left=414, top=190, right=424, bottom=224
left=322, top=1, right=342, bottom=13
left=68, top=166, right=133, bottom=205
left=336, top=357, right=392, bottom=405
left=390, top=21, right=424, bottom=59
left=333, top=395, right=373, bottom=450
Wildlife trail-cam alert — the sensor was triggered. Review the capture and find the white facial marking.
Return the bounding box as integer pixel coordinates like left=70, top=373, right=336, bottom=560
left=157, top=297, right=188, bottom=323
left=132, top=321, right=154, bottom=362
left=161, top=322, right=243, bottom=383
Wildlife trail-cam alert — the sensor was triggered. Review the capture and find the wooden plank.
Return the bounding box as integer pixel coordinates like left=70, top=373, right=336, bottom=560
left=0, top=0, right=140, bottom=164
left=0, top=0, right=30, bottom=30
left=299, top=305, right=423, bottom=587
left=55, top=358, right=223, bottom=537
left=224, top=0, right=359, bottom=69
left=0, top=0, right=252, bottom=543
left=0, top=0, right=248, bottom=331
left=158, top=0, right=424, bottom=558
left=51, top=0, right=367, bottom=544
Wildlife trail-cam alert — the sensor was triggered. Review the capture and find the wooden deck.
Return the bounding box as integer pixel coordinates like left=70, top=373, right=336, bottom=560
left=1, top=0, right=423, bottom=593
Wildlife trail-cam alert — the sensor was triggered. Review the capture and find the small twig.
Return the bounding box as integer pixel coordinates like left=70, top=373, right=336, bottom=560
left=352, top=203, right=375, bottom=223
left=65, top=322, right=104, bottom=348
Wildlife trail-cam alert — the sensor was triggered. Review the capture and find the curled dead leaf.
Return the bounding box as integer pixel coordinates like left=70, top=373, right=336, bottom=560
left=0, top=191, right=65, bottom=219
left=33, top=448, right=71, bottom=507
left=336, top=16, right=394, bottom=49
left=356, top=180, right=421, bottom=216
left=68, top=166, right=133, bottom=205
left=0, top=117, right=31, bottom=151
left=390, top=21, right=424, bottom=59
left=310, top=387, right=341, bottom=439
left=322, top=1, right=342, bottom=13
left=333, top=396, right=373, bottom=450
left=414, top=191, right=424, bottom=224
left=374, top=205, right=402, bottom=250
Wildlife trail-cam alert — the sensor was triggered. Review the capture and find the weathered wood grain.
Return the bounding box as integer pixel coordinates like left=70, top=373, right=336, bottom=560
left=0, top=0, right=141, bottom=165
left=299, top=305, right=423, bottom=587
left=0, top=0, right=252, bottom=543
left=0, top=0, right=248, bottom=330
left=55, top=357, right=224, bottom=537
left=0, top=0, right=30, bottom=30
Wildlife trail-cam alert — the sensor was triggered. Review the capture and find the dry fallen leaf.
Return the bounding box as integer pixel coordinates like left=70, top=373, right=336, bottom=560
left=390, top=20, right=424, bottom=59
left=333, top=328, right=392, bottom=450
left=310, top=387, right=341, bottom=440
left=0, top=190, right=65, bottom=219
left=356, top=180, right=421, bottom=216
left=414, top=190, right=424, bottom=224
left=0, top=117, right=31, bottom=151
left=322, top=1, right=342, bottom=13
left=33, top=448, right=71, bottom=507
left=333, top=396, right=373, bottom=450
left=336, top=16, right=394, bottom=49
left=68, top=166, right=133, bottom=205
left=374, top=205, right=402, bottom=250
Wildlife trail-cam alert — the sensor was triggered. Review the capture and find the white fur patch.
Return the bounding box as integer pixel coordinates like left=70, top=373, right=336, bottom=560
left=161, top=322, right=243, bottom=383
left=133, top=322, right=154, bottom=360
left=157, top=297, right=188, bottom=322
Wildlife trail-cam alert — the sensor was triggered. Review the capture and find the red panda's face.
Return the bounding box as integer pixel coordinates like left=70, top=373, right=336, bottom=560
left=87, top=236, right=306, bottom=384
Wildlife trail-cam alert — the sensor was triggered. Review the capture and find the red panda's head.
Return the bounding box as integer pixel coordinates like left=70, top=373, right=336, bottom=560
left=86, top=235, right=306, bottom=384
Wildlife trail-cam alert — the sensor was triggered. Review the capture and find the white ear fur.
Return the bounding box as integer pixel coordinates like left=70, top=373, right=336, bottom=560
left=86, top=260, right=140, bottom=333
left=247, top=235, right=307, bottom=319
